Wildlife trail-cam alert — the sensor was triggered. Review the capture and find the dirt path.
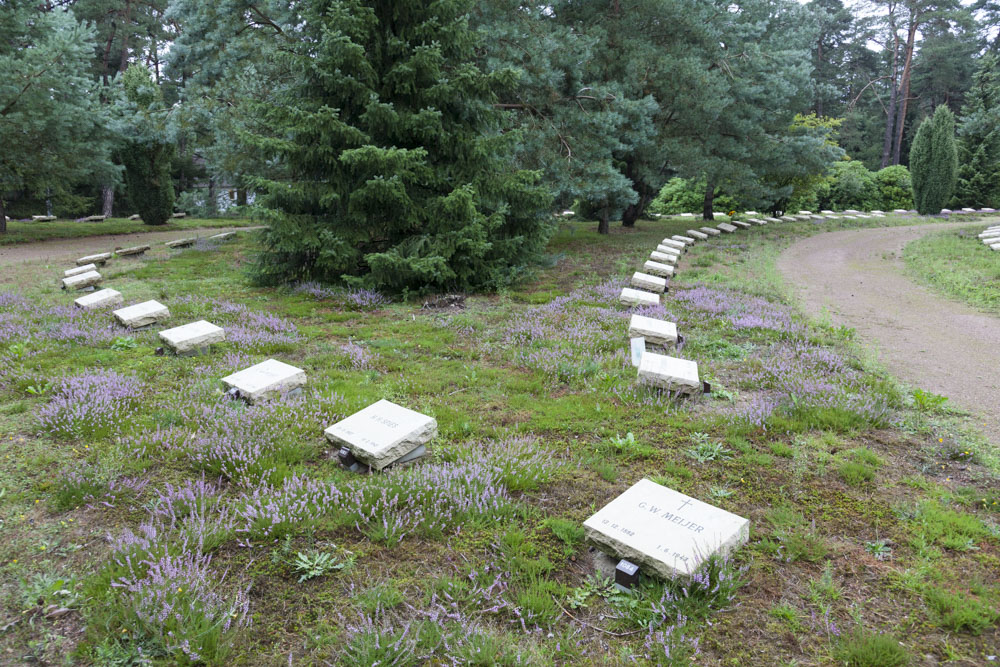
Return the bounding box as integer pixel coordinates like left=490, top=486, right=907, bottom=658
left=0, top=226, right=263, bottom=268
left=777, top=220, right=1000, bottom=446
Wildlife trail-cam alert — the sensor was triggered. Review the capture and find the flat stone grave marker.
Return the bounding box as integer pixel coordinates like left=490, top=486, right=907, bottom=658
left=731, top=221, right=751, bottom=229
left=680, top=213, right=695, bottom=217
left=65, top=263, right=97, bottom=277
left=981, top=208, right=997, bottom=213
left=655, top=245, right=681, bottom=257
left=631, top=272, right=666, bottom=294
left=619, top=288, right=659, bottom=308
left=649, top=251, right=677, bottom=265
left=940, top=209, right=952, bottom=214
left=856, top=214, right=871, bottom=219
left=222, top=359, right=306, bottom=403
left=798, top=210, right=813, bottom=215
left=893, top=209, right=909, bottom=214
left=113, top=300, right=170, bottom=328
left=77, top=252, right=111, bottom=266
left=992, top=244, right=1000, bottom=252
left=643, top=260, right=674, bottom=278
left=870, top=210, right=885, bottom=214
left=62, top=271, right=102, bottom=290
left=75, top=288, right=123, bottom=310
left=745, top=211, right=758, bottom=216
left=637, top=351, right=700, bottom=394
left=630, top=337, right=645, bottom=368
left=116, top=245, right=150, bottom=257
left=699, top=227, right=721, bottom=236
left=780, top=216, right=797, bottom=222
left=764, top=217, right=781, bottom=223
left=820, top=210, right=834, bottom=214
left=325, top=399, right=437, bottom=471
left=159, top=320, right=226, bottom=355
left=717, top=223, right=737, bottom=233
left=659, top=238, right=686, bottom=251
left=844, top=209, right=860, bottom=214
left=166, top=237, right=197, bottom=248
left=842, top=215, right=858, bottom=220
left=671, top=235, right=695, bottom=245
left=128, top=214, right=141, bottom=221
left=172, top=212, right=187, bottom=218
left=686, top=230, right=708, bottom=239
left=584, top=478, right=750, bottom=580
left=628, top=314, right=677, bottom=346
left=209, top=232, right=236, bottom=241
left=978, top=230, right=1000, bottom=239
left=82, top=215, right=106, bottom=222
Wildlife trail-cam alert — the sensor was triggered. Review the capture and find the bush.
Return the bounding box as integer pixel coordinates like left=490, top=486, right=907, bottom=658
left=649, top=178, right=741, bottom=215
left=910, top=105, right=959, bottom=215
left=874, top=165, right=913, bottom=210
left=833, top=630, right=911, bottom=667
left=820, top=161, right=877, bottom=211
left=120, top=66, right=175, bottom=226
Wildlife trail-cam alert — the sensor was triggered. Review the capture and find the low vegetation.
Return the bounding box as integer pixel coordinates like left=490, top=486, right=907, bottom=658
left=903, top=224, right=1000, bottom=314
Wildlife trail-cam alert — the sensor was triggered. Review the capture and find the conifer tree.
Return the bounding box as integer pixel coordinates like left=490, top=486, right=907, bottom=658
left=237, top=0, right=551, bottom=292
left=953, top=53, right=1000, bottom=207
left=910, top=104, right=958, bottom=214
left=118, top=65, right=175, bottom=225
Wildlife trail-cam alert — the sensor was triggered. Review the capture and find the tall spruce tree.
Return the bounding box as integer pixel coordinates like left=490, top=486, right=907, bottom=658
left=953, top=53, right=1000, bottom=207
left=118, top=65, right=175, bottom=225
left=910, top=104, right=958, bottom=214
left=238, top=1, right=551, bottom=292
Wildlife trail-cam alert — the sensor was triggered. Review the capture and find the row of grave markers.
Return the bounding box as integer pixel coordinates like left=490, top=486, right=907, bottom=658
left=977, top=222, right=1000, bottom=251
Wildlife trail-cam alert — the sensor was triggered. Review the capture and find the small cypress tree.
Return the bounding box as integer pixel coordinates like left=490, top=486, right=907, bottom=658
left=910, top=105, right=958, bottom=215
left=120, top=66, right=175, bottom=226
left=243, top=0, right=552, bottom=293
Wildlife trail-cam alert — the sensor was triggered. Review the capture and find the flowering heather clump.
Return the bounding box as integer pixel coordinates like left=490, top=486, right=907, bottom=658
left=341, top=341, right=378, bottom=370
left=457, top=436, right=559, bottom=491
left=673, top=284, right=803, bottom=334
left=175, top=296, right=299, bottom=348
left=294, top=282, right=391, bottom=310
left=235, top=474, right=343, bottom=540
left=110, top=546, right=250, bottom=662
left=42, top=304, right=122, bottom=344
left=37, top=370, right=142, bottom=439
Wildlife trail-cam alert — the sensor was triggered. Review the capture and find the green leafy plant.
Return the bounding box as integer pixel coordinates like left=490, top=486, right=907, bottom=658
left=111, top=336, right=139, bottom=351
left=911, top=388, right=948, bottom=412
left=685, top=440, right=733, bottom=463
left=292, top=548, right=353, bottom=583
left=864, top=539, right=893, bottom=561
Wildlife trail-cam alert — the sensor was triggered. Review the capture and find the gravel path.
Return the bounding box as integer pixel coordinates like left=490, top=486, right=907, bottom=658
left=777, top=220, right=1000, bottom=446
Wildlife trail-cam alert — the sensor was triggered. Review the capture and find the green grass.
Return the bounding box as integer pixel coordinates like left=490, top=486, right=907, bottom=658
left=0, top=216, right=257, bottom=245
left=903, top=224, right=1000, bottom=314
left=1, top=213, right=998, bottom=664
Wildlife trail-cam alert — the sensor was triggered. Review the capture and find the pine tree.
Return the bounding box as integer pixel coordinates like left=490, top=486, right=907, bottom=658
left=910, top=104, right=958, bottom=214
left=118, top=65, right=175, bottom=225
left=953, top=53, right=1000, bottom=207
left=236, top=0, right=552, bottom=292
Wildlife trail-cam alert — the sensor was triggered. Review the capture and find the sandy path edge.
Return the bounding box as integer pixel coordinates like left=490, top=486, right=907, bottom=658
left=776, top=220, right=1000, bottom=446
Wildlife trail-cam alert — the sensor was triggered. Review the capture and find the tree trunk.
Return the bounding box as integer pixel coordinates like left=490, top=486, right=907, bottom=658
left=816, top=38, right=824, bottom=117
left=101, top=185, right=114, bottom=218
left=892, top=25, right=918, bottom=165
left=0, top=197, right=7, bottom=234
left=598, top=208, right=609, bottom=235
left=881, top=33, right=901, bottom=169
left=237, top=189, right=247, bottom=207
left=45, top=189, right=52, bottom=217
left=702, top=179, right=716, bottom=221
left=208, top=177, right=218, bottom=217
left=622, top=193, right=652, bottom=228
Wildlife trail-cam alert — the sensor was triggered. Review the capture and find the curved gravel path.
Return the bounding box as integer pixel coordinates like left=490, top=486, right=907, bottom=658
left=777, top=220, right=1000, bottom=446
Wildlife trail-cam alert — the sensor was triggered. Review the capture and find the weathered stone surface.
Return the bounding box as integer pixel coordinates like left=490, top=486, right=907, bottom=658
left=62, top=271, right=102, bottom=290
left=128, top=214, right=141, bottom=221
left=820, top=210, right=835, bottom=214
left=744, top=211, right=758, bottom=216
left=209, top=232, right=236, bottom=241
left=165, top=237, right=197, bottom=248
left=977, top=229, right=1000, bottom=239
left=325, top=399, right=437, bottom=470
left=961, top=208, right=977, bottom=212
left=113, top=300, right=170, bottom=328
left=798, top=210, right=813, bottom=215
left=780, top=216, right=797, bottom=222
left=655, top=245, right=681, bottom=257
left=637, top=352, right=700, bottom=394
left=32, top=215, right=56, bottom=222
left=629, top=314, right=677, bottom=346
left=659, top=238, right=686, bottom=251
left=699, top=227, right=721, bottom=236
left=584, top=478, right=750, bottom=580
left=731, top=221, right=751, bottom=229
left=630, top=337, right=645, bottom=368
left=680, top=213, right=695, bottom=217
left=222, top=359, right=306, bottom=403
left=82, top=215, right=106, bottom=222
left=686, top=230, right=708, bottom=239
left=116, top=245, right=150, bottom=257
left=65, top=264, right=96, bottom=277
left=643, top=261, right=675, bottom=278
left=77, top=252, right=111, bottom=266
left=940, top=209, right=952, bottom=214
left=764, top=217, right=781, bottom=223
left=842, top=215, right=858, bottom=219
left=649, top=251, right=678, bottom=265
left=716, top=223, right=737, bottom=233
left=981, top=208, right=997, bottom=213
left=992, top=243, right=1000, bottom=252
left=870, top=210, right=885, bottom=214
left=75, top=288, right=123, bottom=310
left=856, top=214, right=871, bottom=219
left=619, top=288, right=660, bottom=308
left=631, top=272, right=667, bottom=294
left=747, top=219, right=766, bottom=225
left=671, top=235, right=695, bottom=245
left=172, top=212, right=187, bottom=218
left=159, top=320, right=226, bottom=354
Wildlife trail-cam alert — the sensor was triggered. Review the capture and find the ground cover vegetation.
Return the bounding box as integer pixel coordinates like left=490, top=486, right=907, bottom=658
left=0, top=215, right=998, bottom=664
left=904, top=222, right=1000, bottom=314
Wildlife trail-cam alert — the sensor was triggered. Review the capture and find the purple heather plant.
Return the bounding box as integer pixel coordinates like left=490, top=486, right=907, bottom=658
left=294, top=282, right=391, bottom=311
left=37, top=370, right=142, bottom=439
left=673, top=284, right=803, bottom=334
left=341, top=341, right=378, bottom=371
left=175, top=296, right=299, bottom=349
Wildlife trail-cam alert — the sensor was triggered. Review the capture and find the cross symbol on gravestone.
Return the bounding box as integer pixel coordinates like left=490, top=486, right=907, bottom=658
left=677, top=499, right=693, bottom=511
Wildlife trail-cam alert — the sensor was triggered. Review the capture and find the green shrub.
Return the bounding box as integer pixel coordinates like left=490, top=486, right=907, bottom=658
left=649, top=177, right=741, bottom=215
left=910, top=105, right=959, bottom=215
left=874, top=165, right=913, bottom=210
left=120, top=66, right=175, bottom=226
left=833, top=630, right=911, bottom=667
left=923, top=586, right=999, bottom=634
left=820, top=160, right=877, bottom=211
left=839, top=461, right=875, bottom=487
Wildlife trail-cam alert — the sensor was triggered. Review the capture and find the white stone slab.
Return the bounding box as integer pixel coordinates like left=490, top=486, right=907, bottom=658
left=643, top=260, right=675, bottom=278
left=978, top=229, right=1000, bottom=239
left=844, top=209, right=860, bottom=214
left=159, top=320, right=226, bottom=354
left=672, top=236, right=695, bottom=245
left=686, top=230, right=708, bottom=240
left=629, top=314, right=677, bottom=346
left=843, top=215, right=858, bottom=220
left=893, top=209, right=908, bottom=214
left=166, top=237, right=197, bottom=248
left=940, top=209, right=952, bottom=214
left=747, top=219, right=766, bottom=225
left=172, top=212, right=187, bottom=218
left=62, top=271, right=102, bottom=290
left=870, top=210, right=885, bottom=215
left=584, top=478, right=750, bottom=580
left=764, top=217, right=781, bottom=223
left=209, top=232, right=236, bottom=241
left=222, top=359, right=306, bottom=403
left=325, top=399, right=437, bottom=470
left=962, top=208, right=977, bottom=212
left=820, top=210, right=835, bottom=214
left=649, top=251, right=678, bottom=265
left=745, top=211, right=758, bottom=216
left=731, top=221, right=751, bottom=229
left=128, top=214, right=141, bottom=221
left=659, top=238, right=686, bottom=251
left=856, top=214, right=871, bottom=219
left=630, top=337, right=645, bottom=368
left=981, top=208, right=996, bottom=213
left=717, top=223, right=737, bottom=233
left=619, top=288, right=660, bottom=307
left=680, top=213, right=695, bottom=217
left=780, top=216, right=797, bottom=222
left=631, top=272, right=667, bottom=293
left=116, top=245, right=150, bottom=257
left=699, top=227, right=721, bottom=236
left=65, top=263, right=97, bottom=277
left=113, top=300, right=170, bottom=328
left=655, top=245, right=681, bottom=257
left=82, top=215, right=106, bottom=222
left=77, top=252, right=111, bottom=266
left=798, top=210, right=813, bottom=215
left=75, top=288, right=123, bottom=310
left=871, top=213, right=885, bottom=217
left=991, top=243, right=1000, bottom=251
left=637, top=352, right=700, bottom=394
